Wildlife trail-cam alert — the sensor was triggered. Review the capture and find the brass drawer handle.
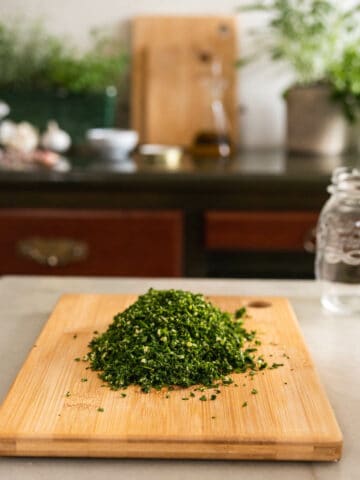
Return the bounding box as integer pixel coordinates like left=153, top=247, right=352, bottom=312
left=303, top=227, right=317, bottom=254
left=17, top=237, right=89, bottom=267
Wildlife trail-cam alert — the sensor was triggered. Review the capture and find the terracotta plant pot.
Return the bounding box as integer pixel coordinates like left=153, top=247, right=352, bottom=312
left=286, top=84, right=349, bottom=155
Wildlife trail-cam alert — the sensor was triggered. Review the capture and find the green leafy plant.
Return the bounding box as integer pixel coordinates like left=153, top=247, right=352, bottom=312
left=329, top=44, right=360, bottom=123
left=238, top=1, right=360, bottom=85
left=0, top=19, right=128, bottom=93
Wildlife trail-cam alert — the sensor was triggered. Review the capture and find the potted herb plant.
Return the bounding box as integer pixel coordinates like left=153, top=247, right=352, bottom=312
left=329, top=44, right=360, bottom=151
left=239, top=1, right=360, bottom=155
left=0, top=20, right=128, bottom=145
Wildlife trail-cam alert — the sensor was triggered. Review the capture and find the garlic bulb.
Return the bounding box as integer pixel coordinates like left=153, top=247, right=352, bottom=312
left=0, top=101, right=10, bottom=120
left=5, top=122, right=39, bottom=153
left=0, top=120, right=17, bottom=145
left=41, top=121, right=71, bottom=153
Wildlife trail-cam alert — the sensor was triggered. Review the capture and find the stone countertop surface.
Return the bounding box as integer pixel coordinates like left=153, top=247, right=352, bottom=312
left=0, top=276, right=358, bottom=480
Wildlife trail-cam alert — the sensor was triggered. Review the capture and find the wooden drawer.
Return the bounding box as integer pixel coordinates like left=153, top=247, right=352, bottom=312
left=0, top=209, right=183, bottom=276
left=205, top=211, right=318, bottom=252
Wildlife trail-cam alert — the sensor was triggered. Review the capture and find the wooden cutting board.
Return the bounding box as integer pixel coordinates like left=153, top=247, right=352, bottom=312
left=0, top=294, right=342, bottom=460
left=131, top=16, right=238, bottom=146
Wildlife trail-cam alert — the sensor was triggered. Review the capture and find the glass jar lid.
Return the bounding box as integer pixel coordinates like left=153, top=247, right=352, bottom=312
left=328, top=167, right=360, bottom=196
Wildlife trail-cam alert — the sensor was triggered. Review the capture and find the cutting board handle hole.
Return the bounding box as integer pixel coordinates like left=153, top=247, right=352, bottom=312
left=247, top=301, right=272, bottom=308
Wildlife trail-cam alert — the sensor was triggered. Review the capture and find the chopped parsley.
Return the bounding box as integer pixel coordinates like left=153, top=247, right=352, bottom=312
left=235, top=307, right=246, bottom=319
left=87, top=289, right=266, bottom=394
left=270, top=363, right=284, bottom=369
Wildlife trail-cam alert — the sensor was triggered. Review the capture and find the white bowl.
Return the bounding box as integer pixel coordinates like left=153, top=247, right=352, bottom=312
left=86, top=129, right=139, bottom=161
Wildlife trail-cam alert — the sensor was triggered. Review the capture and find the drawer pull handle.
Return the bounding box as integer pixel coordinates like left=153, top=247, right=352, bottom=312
left=17, top=237, right=88, bottom=267
left=303, top=227, right=317, bottom=254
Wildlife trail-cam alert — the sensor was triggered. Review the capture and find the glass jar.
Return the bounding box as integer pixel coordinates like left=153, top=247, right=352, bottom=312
left=316, top=167, right=360, bottom=314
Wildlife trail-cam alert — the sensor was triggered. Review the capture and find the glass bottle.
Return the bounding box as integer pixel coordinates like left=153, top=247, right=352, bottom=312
left=315, top=167, right=360, bottom=314
left=192, top=58, right=232, bottom=158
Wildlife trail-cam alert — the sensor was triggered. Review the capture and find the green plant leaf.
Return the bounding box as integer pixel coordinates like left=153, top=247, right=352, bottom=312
left=0, top=19, right=129, bottom=93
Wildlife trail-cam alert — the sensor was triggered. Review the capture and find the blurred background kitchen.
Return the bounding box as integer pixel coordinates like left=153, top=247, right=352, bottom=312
left=0, top=0, right=297, bottom=149
left=0, top=0, right=359, bottom=280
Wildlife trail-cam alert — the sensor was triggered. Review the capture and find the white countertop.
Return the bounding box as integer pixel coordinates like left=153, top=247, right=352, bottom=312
left=0, top=276, right=359, bottom=480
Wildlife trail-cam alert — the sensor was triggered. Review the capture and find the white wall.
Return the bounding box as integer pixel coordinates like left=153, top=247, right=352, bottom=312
left=0, top=0, right=294, bottom=148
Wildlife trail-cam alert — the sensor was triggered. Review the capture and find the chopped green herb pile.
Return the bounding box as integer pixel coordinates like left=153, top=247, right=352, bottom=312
left=88, top=289, right=265, bottom=393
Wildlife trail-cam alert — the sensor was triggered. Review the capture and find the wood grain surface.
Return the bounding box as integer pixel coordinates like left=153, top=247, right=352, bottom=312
left=131, top=16, right=238, bottom=146
left=0, top=294, right=342, bottom=460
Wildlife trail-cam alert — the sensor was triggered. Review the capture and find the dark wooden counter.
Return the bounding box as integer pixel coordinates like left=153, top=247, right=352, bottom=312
left=0, top=151, right=350, bottom=209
